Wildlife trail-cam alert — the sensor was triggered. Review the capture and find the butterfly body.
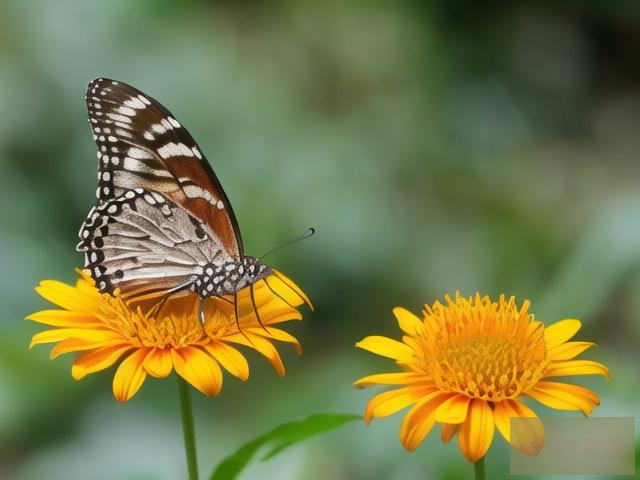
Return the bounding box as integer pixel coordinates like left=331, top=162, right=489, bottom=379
left=76, top=78, right=279, bottom=320
left=193, top=257, right=271, bottom=298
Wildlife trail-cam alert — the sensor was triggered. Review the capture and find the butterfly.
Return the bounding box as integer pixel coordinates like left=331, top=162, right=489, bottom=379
left=76, top=78, right=308, bottom=326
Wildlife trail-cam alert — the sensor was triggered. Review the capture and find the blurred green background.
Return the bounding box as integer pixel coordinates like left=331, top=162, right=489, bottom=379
left=1, top=1, right=638, bottom=479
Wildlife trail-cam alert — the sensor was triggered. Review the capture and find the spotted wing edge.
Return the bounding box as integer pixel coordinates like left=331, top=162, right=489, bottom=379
left=85, top=77, right=245, bottom=256
left=76, top=187, right=230, bottom=297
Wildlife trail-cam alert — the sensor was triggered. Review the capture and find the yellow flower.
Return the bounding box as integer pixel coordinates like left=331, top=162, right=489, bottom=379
left=354, top=293, right=609, bottom=462
left=28, top=269, right=311, bottom=402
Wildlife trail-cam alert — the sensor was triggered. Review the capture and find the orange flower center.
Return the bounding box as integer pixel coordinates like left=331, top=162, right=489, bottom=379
left=418, top=294, right=549, bottom=402
left=98, top=293, right=234, bottom=349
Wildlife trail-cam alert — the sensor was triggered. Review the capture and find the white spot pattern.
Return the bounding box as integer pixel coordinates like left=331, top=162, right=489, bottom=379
left=182, top=184, right=218, bottom=206
left=124, top=97, right=146, bottom=109
left=81, top=78, right=248, bottom=297
left=151, top=123, right=166, bottom=134
left=157, top=142, right=195, bottom=159
left=118, top=106, right=137, bottom=116
left=128, top=147, right=153, bottom=160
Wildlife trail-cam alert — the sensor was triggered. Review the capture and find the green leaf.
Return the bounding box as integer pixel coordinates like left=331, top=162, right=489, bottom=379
left=210, top=413, right=361, bottom=480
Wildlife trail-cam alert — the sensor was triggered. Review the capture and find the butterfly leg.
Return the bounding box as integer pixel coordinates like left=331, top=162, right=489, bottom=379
left=272, top=271, right=310, bottom=308
left=196, top=294, right=234, bottom=326
left=249, top=282, right=269, bottom=333
left=233, top=291, right=244, bottom=334
left=148, top=294, right=170, bottom=318
left=264, top=277, right=296, bottom=309
left=198, top=296, right=206, bottom=325
left=233, top=291, right=254, bottom=344
left=217, top=296, right=233, bottom=305
left=130, top=281, right=192, bottom=317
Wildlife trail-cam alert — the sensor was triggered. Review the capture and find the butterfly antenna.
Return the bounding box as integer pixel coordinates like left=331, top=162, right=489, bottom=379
left=264, top=277, right=296, bottom=310
left=259, top=228, right=316, bottom=261
left=250, top=283, right=269, bottom=333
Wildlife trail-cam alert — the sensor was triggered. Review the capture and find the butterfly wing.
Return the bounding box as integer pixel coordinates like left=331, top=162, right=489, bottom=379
left=84, top=77, right=243, bottom=257
left=77, top=188, right=230, bottom=298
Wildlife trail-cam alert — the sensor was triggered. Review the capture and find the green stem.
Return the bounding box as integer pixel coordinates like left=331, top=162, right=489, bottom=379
left=473, top=456, right=485, bottom=480
left=177, top=376, right=199, bottom=480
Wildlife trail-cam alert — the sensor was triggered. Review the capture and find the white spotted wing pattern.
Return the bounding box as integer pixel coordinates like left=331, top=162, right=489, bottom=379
left=83, top=78, right=242, bottom=255
left=77, top=78, right=273, bottom=308
left=78, top=188, right=226, bottom=297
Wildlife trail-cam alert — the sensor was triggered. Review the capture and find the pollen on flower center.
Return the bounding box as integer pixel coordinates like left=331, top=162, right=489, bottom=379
left=419, top=293, right=549, bottom=402
left=98, top=293, right=233, bottom=349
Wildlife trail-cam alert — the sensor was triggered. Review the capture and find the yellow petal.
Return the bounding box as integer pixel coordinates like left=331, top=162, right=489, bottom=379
left=364, top=386, right=435, bottom=424
left=226, top=333, right=286, bottom=377
left=235, top=283, right=294, bottom=314
left=49, top=338, right=125, bottom=359
left=393, top=307, right=423, bottom=336
left=260, top=272, right=306, bottom=309
left=526, top=381, right=599, bottom=415
left=143, top=348, right=173, bottom=378
left=493, top=399, right=544, bottom=456
left=36, top=280, right=100, bottom=314
left=353, top=372, right=426, bottom=389
left=204, top=341, right=249, bottom=381
left=72, top=344, right=133, bottom=380
left=457, top=399, right=495, bottom=462
left=434, top=394, right=471, bottom=424
left=355, top=336, right=414, bottom=362
left=112, top=349, right=149, bottom=402
left=400, top=391, right=452, bottom=452
left=242, top=301, right=302, bottom=326
left=271, top=270, right=313, bottom=310
left=26, top=310, right=102, bottom=328
left=172, top=347, right=223, bottom=396
left=543, top=360, right=609, bottom=379
left=221, top=276, right=306, bottom=328
left=402, top=336, right=421, bottom=353
left=441, top=423, right=459, bottom=444
left=219, top=290, right=301, bottom=329
left=544, top=319, right=581, bottom=349
left=258, top=308, right=302, bottom=327
left=29, top=328, right=123, bottom=348
left=249, top=326, right=302, bottom=354
left=548, top=341, right=594, bottom=361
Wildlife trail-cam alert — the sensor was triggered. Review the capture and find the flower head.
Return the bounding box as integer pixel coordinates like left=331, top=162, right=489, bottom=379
left=28, top=269, right=311, bottom=402
left=354, top=293, right=608, bottom=462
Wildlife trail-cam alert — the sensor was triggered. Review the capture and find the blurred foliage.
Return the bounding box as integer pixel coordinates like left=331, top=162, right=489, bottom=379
left=211, top=413, right=360, bottom=480
left=1, top=1, right=639, bottom=479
